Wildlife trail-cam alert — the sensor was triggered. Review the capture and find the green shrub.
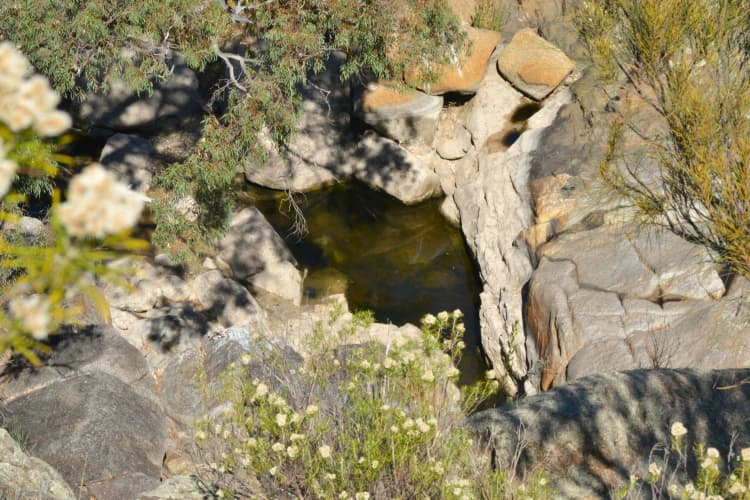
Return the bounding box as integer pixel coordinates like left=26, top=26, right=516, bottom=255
left=194, top=306, right=552, bottom=498
left=617, top=421, right=750, bottom=499
left=2, top=0, right=467, bottom=264
left=471, top=0, right=506, bottom=31
left=576, top=0, right=750, bottom=279
left=0, top=41, right=148, bottom=363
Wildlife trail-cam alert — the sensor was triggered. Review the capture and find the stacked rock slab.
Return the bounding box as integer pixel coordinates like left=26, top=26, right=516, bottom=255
left=407, top=26, right=503, bottom=95
left=497, top=28, right=575, bottom=100
left=356, top=83, right=443, bottom=146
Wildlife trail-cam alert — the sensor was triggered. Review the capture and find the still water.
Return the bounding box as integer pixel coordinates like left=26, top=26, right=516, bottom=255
left=243, top=182, right=487, bottom=383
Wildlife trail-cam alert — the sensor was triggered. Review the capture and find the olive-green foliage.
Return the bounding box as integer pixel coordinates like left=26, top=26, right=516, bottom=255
left=471, top=0, right=506, bottom=31
left=576, top=0, right=750, bottom=278
left=0, top=0, right=228, bottom=99
left=617, top=426, right=750, bottom=499
left=0, top=120, right=148, bottom=363
left=2, top=0, right=465, bottom=263
left=196, top=306, right=551, bottom=498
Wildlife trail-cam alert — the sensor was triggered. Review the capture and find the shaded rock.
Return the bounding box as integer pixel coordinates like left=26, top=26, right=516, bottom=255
left=629, top=227, right=725, bottom=301
left=468, top=368, right=750, bottom=498
left=217, top=207, right=302, bottom=305
left=99, top=133, right=157, bottom=192
left=436, top=123, right=472, bottom=160
left=138, top=475, right=211, bottom=499
left=117, top=304, right=208, bottom=370
left=0, top=427, right=76, bottom=500
left=539, top=225, right=660, bottom=299
left=245, top=125, right=340, bottom=191
left=1, top=372, right=167, bottom=499
left=79, top=53, right=201, bottom=132
left=245, top=53, right=350, bottom=192
left=106, top=276, right=164, bottom=313
left=407, top=27, right=502, bottom=95
left=351, top=134, right=442, bottom=204
left=160, top=349, right=207, bottom=426
left=497, top=28, right=575, bottom=100
left=0, top=324, right=154, bottom=402
left=434, top=102, right=472, bottom=161
left=356, top=83, right=443, bottom=146
left=465, top=60, right=524, bottom=150
left=160, top=326, right=304, bottom=426
left=189, top=270, right=264, bottom=328
left=440, top=195, right=461, bottom=226
left=453, top=87, right=572, bottom=396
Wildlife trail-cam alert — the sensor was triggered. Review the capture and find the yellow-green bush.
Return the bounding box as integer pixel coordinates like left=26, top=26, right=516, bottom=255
left=195, top=307, right=552, bottom=499
left=0, top=41, right=147, bottom=363
left=576, top=0, right=750, bottom=279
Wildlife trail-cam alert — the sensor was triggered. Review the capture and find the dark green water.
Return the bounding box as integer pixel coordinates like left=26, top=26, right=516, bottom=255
left=243, top=182, right=487, bottom=382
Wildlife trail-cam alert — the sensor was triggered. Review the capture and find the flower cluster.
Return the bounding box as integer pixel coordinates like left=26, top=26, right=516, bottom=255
left=0, top=41, right=71, bottom=136
left=57, top=163, right=146, bottom=238
left=9, top=294, right=51, bottom=340
left=0, top=138, right=16, bottom=198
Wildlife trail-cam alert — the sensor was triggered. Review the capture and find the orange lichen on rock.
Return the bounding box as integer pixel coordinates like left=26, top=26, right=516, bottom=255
left=406, top=26, right=502, bottom=95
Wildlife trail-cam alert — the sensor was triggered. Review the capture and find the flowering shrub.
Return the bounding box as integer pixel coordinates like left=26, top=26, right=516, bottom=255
left=618, top=421, right=750, bottom=499
left=195, top=306, right=550, bottom=498
left=0, top=41, right=147, bottom=363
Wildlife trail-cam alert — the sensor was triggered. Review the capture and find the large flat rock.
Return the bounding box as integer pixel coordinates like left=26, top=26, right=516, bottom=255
left=469, top=368, right=750, bottom=498
left=1, top=371, right=167, bottom=499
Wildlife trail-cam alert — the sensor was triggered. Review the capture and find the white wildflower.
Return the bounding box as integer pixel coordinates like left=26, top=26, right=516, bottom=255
left=0, top=41, right=30, bottom=93
left=290, top=412, right=302, bottom=424
left=0, top=157, right=17, bottom=198
left=355, top=493, right=370, bottom=500
left=402, top=418, right=414, bottom=429
left=240, top=353, right=252, bottom=365
left=58, top=164, right=145, bottom=238
left=741, top=448, right=750, bottom=462
left=444, top=365, right=460, bottom=378
left=437, top=311, right=449, bottom=321
left=18, top=75, right=59, bottom=112
left=269, top=465, right=278, bottom=476
left=275, top=413, right=288, bottom=427
left=700, top=457, right=716, bottom=470
left=326, top=473, right=336, bottom=481
left=416, top=418, right=430, bottom=433
left=338, top=493, right=349, bottom=499
left=670, top=422, right=688, bottom=438
left=648, top=463, right=662, bottom=478
left=422, top=313, right=436, bottom=325
left=305, top=404, right=319, bottom=415
left=10, top=294, right=51, bottom=340
left=271, top=442, right=284, bottom=453
left=290, top=433, right=304, bottom=442
left=706, top=448, right=720, bottom=459
left=453, top=309, right=463, bottom=318
left=421, top=368, right=435, bottom=383
left=0, top=95, right=35, bottom=132
left=319, top=444, right=332, bottom=458
left=383, top=357, right=396, bottom=369
left=729, top=482, right=747, bottom=495
left=286, top=445, right=299, bottom=458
